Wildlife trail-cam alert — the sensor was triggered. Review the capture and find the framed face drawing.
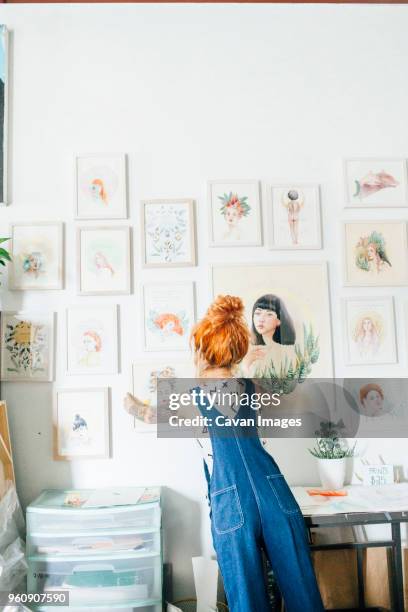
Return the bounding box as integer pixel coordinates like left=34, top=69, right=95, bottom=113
left=343, top=221, right=408, bottom=286
left=0, top=26, right=8, bottom=206
left=77, top=226, right=131, bottom=295
left=9, top=222, right=63, bottom=290
left=0, top=312, right=54, bottom=381
left=343, top=297, right=397, bottom=365
left=268, top=185, right=322, bottom=249
left=142, top=282, right=195, bottom=351
left=141, top=199, right=196, bottom=267
left=131, top=360, right=195, bottom=432
left=66, top=305, right=118, bottom=375
left=344, top=158, right=408, bottom=208
left=212, top=262, right=333, bottom=379
left=75, top=154, right=127, bottom=219
left=53, top=388, right=110, bottom=460
left=208, top=180, right=262, bottom=246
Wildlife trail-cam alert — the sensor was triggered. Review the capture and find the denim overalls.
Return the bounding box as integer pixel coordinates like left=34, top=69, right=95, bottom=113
left=196, top=380, right=324, bottom=612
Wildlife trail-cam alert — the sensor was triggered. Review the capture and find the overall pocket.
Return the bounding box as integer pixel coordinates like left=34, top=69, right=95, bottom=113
left=267, top=474, right=301, bottom=515
left=211, top=484, right=244, bottom=534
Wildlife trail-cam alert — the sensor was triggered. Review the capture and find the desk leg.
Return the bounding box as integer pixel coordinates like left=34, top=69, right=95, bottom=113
left=391, top=522, right=404, bottom=612
left=356, top=547, right=365, bottom=609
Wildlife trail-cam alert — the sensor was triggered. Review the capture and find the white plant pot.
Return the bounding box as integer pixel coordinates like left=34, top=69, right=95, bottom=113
left=317, top=457, right=346, bottom=490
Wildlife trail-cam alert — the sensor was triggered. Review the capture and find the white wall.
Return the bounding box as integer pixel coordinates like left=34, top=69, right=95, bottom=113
left=0, top=3, right=408, bottom=599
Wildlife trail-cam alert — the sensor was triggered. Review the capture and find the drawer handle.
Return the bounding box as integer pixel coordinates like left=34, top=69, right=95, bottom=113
left=72, top=563, right=114, bottom=573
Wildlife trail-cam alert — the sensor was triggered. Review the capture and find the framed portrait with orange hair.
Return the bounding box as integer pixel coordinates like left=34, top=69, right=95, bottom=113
left=75, top=153, right=127, bottom=220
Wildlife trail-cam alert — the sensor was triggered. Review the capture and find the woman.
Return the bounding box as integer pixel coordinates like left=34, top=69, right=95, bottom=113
left=353, top=315, right=381, bottom=358
left=282, top=188, right=304, bottom=245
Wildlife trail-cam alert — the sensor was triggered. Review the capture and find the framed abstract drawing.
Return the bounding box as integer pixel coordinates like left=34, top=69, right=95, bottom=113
left=343, top=221, right=408, bottom=286
left=141, top=199, right=196, bottom=267
left=77, top=226, right=131, bottom=295
left=66, top=305, right=118, bottom=375
left=75, top=153, right=127, bottom=219
left=9, top=222, right=64, bottom=290
left=0, top=26, right=8, bottom=206
left=0, top=311, right=54, bottom=381
left=208, top=180, right=262, bottom=246
left=131, top=359, right=195, bottom=432
left=142, top=282, right=195, bottom=351
left=343, top=296, right=397, bottom=365
left=53, top=388, right=110, bottom=460
left=344, top=158, right=408, bottom=208
left=268, top=184, right=322, bottom=249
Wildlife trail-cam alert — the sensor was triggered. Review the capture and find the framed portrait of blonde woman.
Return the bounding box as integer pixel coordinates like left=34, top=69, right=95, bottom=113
left=343, top=296, right=398, bottom=366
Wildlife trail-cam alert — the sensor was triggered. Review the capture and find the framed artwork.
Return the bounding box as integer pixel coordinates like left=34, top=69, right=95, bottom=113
left=77, top=226, right=131, bottom=295
left=212, top=262, right=333, bottom=379
left=9, top=222, right=63, bottom=290
left=75, top=154, right=127, bottom=219
left=208, top=180, right=262, bottom=246
left=131, top=360, right=195, bottom=432
left=142, top=282, right=195, bottom=351
left=53, top=388, right=110, bottom=460
left=0, top=26, right=8, bottom=206
left=268, top=184, right=322, bottom=249
left=141, top=199, right=196, bottom=267
left=0, top=311, right=54, bottom=381
left=344, top=158, right=408, bottom=208
left=343, top=221, right=408, bottom=286
left=343, top=297, right=397, bottom=365
left=66, top=305, right=118, bottom=375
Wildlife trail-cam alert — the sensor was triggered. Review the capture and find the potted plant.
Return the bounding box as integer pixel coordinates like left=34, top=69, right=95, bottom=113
left=309, top=420, right=356, bottom=489
left=0, top=238, right=11, bottom=281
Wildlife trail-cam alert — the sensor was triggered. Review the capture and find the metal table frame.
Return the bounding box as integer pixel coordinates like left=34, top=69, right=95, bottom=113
left=304, top=510, right=408, bottom=612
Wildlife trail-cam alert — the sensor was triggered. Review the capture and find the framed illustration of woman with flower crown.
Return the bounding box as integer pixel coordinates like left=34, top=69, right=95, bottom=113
left=208, top=180, right=262, bottom=246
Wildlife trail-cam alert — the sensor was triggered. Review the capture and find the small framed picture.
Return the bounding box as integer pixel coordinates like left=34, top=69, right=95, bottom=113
left=142, top=282, right=195, bottom=351
left=53, top=388, right=110, bottom=460
left=77, top=226, right=131, bottom=295
left=0, top=311, right=54, bottom=381
left=343, top=220, right=408, bottom=286
left=268, top=184, right=322, bottom=249
left=208, top=180, right=262, bottom=246
left=9, top=222, right=63, bottom=290
left=0, top=26, right=9, bottom=206
left=344, top=158, right=408, bottom=208
left=75, top=153, right=127, bottom=219
left=343, top=296, right=397, bottom=365
left=66, top=305, right=118, bottom=375
left=141, top=199, right=196, bottom=267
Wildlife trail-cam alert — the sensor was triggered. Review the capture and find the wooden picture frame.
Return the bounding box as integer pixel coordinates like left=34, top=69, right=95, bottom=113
left=343, top=158, right=408, bottom=208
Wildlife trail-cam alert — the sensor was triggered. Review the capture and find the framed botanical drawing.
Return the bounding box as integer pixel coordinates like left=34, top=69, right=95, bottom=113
left=344, top=158, right=408, bottom=208
left=141, top=199, right=196, bottom=267
left=0, top=311, right=54, bottom=381
left=343, top=296, right=397, bottom=365
left=212, top=262, right=333, bottom=379
left=268, top=184, right=322, bottom=249
left=343, top=221, right=408, bottom=286
left=142, top=282, right=195, bottom=351
left=0, top=26, right=8, bottom=206
left=9, top=222, right=63, bottom=290
left=66, top=305, right=118, bottom=375
left=53, top=388, right=110, bottom=460
left=208, top=180, right=262, bottom=246
left=131, top=360, right=195, bottom=432
left=75, top=153, right=127, bottom=219
left=77, top=226, right=131, bottom=295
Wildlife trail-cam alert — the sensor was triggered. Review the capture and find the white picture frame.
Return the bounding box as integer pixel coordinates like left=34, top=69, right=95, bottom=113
left=343, top=158, right=408, bottom=208
left=77, top=226, right=131, bottom=295
left=268, top=184, right=322, bottom=249
left=343, top=296, right=398, bottom=366
left=0, top=311, right=55, bottom=382
left=208, top=180, right=262, bottom=247
left=0, top=26, right=9, bottom=207
left=141, top=199, right=196, bottom=267
left=66, top=304, right=119, bottom=375
left=9, top=222, right=64, bottom=290
left=343, top=220, right=408, bottom=287
left=53, top=388, right=110, bottom=461
left=142, top=282, right=195, bottom=351
left=75, top=153, right=127, bottom=219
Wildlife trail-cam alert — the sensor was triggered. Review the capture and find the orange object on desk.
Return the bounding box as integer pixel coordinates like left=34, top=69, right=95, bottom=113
left=307, top=489, right=348, bottom=497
